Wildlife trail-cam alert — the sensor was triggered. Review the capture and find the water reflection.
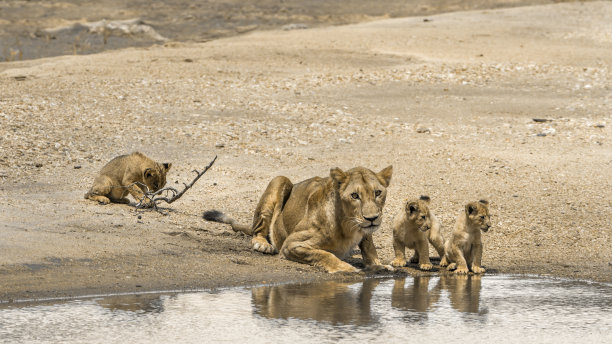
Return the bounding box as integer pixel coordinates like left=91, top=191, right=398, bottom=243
left=1, top=275, right=611, bottom=343
left=251, top=279, right=381, bottom=325
left=95, top=294, right=166, bottom=314
left=391, top=276, right=441, bottom=322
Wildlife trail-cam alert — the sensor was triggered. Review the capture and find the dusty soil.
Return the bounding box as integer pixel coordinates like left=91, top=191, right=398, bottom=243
left=1, top=1, right=611, bottom=302
left=1, top=0, right=582, bottom=61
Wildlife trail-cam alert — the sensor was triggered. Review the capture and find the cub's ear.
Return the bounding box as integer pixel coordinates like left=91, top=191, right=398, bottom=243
left=406, top=201, right=418, bottom=214
left=466, top=202, right=477, bottom=215
left=419, top=195, right=431, bottom=203
left=330, top=167, right=347, bottom=188
left=478, top=199, right=489, bottom=206
left=377, top=165, right=393, bottom=187
left=144, top=168, right=153, bottom=179
left=163, top=163, right=172, bottom=171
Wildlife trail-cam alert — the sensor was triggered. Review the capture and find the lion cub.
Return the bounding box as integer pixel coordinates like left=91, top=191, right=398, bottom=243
left=441, top=200, right=491, bottom=274
left=391, top=196, right=445, bottom=271
left=84, top=152, right=171, bottom=207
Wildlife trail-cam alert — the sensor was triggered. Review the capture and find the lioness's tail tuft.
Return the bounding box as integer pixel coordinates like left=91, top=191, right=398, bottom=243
left=203, top=210, right=253, bottom=235
left=203, top=210, right=232, bottom=224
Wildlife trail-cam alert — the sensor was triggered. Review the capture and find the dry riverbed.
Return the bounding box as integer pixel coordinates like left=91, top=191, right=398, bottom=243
left=1, top=1, right=611, bottom=302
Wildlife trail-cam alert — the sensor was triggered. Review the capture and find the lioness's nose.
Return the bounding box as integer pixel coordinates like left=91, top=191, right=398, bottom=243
left=364, top=215, right=378, bottom=222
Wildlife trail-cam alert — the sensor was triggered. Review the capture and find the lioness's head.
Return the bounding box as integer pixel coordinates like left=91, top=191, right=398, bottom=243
left=465, top=199, right=491, bottom=232
left=143, top=162, right=172, bottom=192
left=330, top=165, right=393, bottom=234
left=406, top=195, right=433, bottom=232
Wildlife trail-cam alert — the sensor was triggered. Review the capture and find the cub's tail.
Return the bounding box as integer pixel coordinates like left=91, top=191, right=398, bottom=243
left=203, top=210, right=252, bottom=235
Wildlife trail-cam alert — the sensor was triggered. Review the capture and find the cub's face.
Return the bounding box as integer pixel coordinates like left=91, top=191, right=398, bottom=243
left=331, top=166, right=393, bottom=235
left=406, top=197, right=432, bottom=232
left=466, top=200, right=491, bottom=232
left=143, top=163, right=172, bottom=192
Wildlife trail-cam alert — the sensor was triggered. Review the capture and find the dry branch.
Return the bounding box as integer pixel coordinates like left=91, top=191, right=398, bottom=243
left=136, top=155, right=217, bottom=213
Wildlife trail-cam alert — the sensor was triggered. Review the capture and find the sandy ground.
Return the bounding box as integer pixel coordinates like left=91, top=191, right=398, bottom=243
left=1, top=1, right=611, bottom=302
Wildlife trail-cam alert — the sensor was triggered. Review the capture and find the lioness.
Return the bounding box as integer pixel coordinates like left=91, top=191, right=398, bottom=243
left=204, top=166, right=393, bottom=273
left=391, top=195, right=445, bottom=270
left=442, top=200, right=491, bottom=274
left=84, top=152, right=171, bottom=207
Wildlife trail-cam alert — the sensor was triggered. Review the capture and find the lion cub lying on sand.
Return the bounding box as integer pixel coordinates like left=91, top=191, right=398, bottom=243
left=441, top=200, right=491, bottom=274
left=391, top=196, right=445, bottom=271
left=204, top=166, right=393, bottom=273
left=84, top=152, right=171, bottom=207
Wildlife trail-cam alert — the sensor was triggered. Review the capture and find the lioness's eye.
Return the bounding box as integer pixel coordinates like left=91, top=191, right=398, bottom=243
left=351, top=192, right=360, bottom=200
left=375, top=190, right=382, bottom=197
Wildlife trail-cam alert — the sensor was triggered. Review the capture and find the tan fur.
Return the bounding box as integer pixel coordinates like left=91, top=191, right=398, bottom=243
left=391, top=196, right=445, bottom=271
left=84, top=152, right=171, bottom=207
left=204, top=166, right=393, bottom=273
left=441, top=200, right=491, bottom=274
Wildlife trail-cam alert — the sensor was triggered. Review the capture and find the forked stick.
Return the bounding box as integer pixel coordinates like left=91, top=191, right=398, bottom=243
left=136, top=155, right=217, bottom=212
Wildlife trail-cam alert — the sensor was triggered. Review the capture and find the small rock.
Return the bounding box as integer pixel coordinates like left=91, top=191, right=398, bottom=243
left=416, top=127, right=431, bottom=134
left=215, top=143, right=225, bottom=148
left=282, top=23, right=308, bottom=31
left=137, top=215, right=142, bottom=220
left=532, top=118, right=552, bottom=123
left=184, top=58, right=193, bottom=63
left=74, top=165, right=81, bottom=169
left=594, top=123, right=605, bottom=128
left=423, top=18, right=432, bottom=22
left=14, top=76, right=27, bottom=81
left=35, top=163, right=43, bottom=168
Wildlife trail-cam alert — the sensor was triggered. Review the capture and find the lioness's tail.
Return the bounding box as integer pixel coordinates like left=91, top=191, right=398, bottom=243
left=203, top=210, right=252, bottom=235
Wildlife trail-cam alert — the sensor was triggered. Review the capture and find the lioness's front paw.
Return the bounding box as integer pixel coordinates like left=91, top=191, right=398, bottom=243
left=455, top=265, right=469, bottom=274
left=327, top=262, right=360, bottom=273
left=365, top=264, right=395, bottom=273
left=391, top=258, right=407, bottom=268
left=446, top=263, right=457, bottom=271
left=471, top=265, right=486, bottom=274
left=419, top=263, right=433, bottom=271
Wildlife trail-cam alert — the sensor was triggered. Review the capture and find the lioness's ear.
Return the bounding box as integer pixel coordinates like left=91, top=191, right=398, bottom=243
left=163, top=163, right=172, bottom=171
left=466, top=202, right=477, bottom=215
left=330, top=168, right=347, bottom=187
left=144, top=168, right=153, bottom=179
left=377, top=165, right=393, bottom=187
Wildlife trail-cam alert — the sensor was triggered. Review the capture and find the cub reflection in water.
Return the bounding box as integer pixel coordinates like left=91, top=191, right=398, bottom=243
left=440, top=274, right=487, bottom=315
left=391, top=276, right=442, bottom=315
left=251, top=279, right=381, bottom=325
left=391, top=275, right=486, bottom=317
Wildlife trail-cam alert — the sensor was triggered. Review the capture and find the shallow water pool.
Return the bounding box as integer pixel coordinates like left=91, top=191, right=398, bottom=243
left=1, top=275, right=611, bottom=343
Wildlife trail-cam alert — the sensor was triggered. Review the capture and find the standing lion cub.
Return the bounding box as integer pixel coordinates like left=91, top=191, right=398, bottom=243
left=84, top=152, right=171, bottom=207
left=391, top=195, right=445, bottom=271
left=441, top=200, right=491, bottom=274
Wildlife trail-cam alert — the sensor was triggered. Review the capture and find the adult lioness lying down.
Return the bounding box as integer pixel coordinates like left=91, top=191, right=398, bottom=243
left=204, top=166, right=393, bottom=273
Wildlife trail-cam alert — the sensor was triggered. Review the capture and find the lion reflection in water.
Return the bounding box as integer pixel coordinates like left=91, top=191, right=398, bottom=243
left=251, top=279, right=381, bottom=325
left=392, top=275, right=485, bottom=316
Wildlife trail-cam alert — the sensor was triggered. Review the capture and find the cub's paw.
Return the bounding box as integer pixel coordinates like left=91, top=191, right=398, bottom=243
left=391, top=258, right=407, bottom=268
left=455, top=265, right=469, bottom=274
left=471, top=265, right=486, bottom=274
left=419, top=263, right=433, bottom=271
left=439, top=256, right=449, bottom=267
left=446, top=262, right=457, bottom=271
left=251, top=236, right=277, bottom=254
